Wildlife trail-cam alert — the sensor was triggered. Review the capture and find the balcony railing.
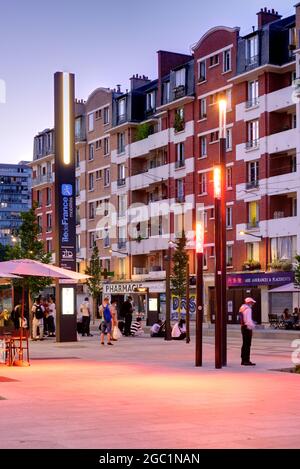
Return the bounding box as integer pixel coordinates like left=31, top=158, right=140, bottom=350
left=149, top=265, right=163, bottom=272
left=245, top=97, right=259, bottom=109
left=245, top=55, right=259, bottom=69
left=173, top=85, right=186, bottom=100
left=246, top=180, right=259, bottom=190
left=133, top=267, right=148, bottom=275
left=245, top=139, right=259, bottom=150
left=117, top=178, right=126, bottom=187
left=247, top=221, right=259, bottom=230
left=117, top=240, right=127, bottom=249
left=175, top=160, right=185, bottom=169
left=117, top=114, right=126, bottom=125
left=33, top=174, right=53, bottom=185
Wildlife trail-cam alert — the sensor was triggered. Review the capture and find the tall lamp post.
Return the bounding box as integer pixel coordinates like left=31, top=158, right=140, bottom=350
left=164, top=241, right=173, bottom=341
left=214, top=99, right=227, bottom=368
left=195, top=220, right=204, bottom=367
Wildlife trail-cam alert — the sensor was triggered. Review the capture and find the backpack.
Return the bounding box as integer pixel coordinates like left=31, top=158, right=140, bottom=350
left=35, top=304, right=44, bottom=320
left=103, top=304, right=112, bottom=322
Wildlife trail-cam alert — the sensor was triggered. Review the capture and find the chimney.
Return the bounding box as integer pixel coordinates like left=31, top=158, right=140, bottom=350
left=130, top=74, right=151, bottom=91
left=116, top=84, right=121, bottom=93
left=257, top=7, right=282, bottom=29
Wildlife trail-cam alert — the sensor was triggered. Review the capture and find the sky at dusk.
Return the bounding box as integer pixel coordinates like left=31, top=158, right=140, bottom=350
left=0, top=0, right=295, bottom=164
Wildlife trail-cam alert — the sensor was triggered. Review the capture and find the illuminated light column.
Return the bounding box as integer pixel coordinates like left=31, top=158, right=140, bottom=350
left=195, top=218, right=204, bottom=367
left=54, top=71, right=77, bottom=343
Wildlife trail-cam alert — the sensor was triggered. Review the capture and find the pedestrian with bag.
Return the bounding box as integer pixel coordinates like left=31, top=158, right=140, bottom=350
left=32, top=297, right=45, bottom=341
left=99, top=297, right=113, bottom=346
left=239, top=297, right=256, bottom=366
left=110, top=301, right=121, bottom=341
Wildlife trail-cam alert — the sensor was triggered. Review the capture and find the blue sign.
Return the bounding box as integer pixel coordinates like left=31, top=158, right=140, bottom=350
left=61, top=184, right=73, bottom=196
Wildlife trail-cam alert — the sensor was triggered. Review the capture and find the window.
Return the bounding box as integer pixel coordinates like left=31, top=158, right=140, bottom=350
left=89, top=231, right=96, bottom=249
left=88, top=143, right=94, bottom=161
left=117, top=132, right=125, bottom=154
left=95, top=109, right=102, bottom=119
left=203, top=210, right=208, bottom=230
left=199, top=173, right=207, bottom=195
left=76, top=150, right=80, bottom=168
left=176, top=107, right=184, bottom=120
left=96, top=139, right=102, bottom=150
left=89, top=202, right=95, bottom=220
left=118, top=164, right=126, bottom=185
left=175, top=68, right=185, bottom=87
left=104, top=227, right=110, bottom=247
left=119, top=258, right=126, bottom=279
left=289, top=27, right=297, bottom=56
left=203, top=248, right=208, bottom=268
left=103, top=137, right=109, bottom=155
left=96, top=170, right=102, bottom=180
left=226, top=167, right=233, bottom=189
left=209, top=246, right=215, bottom=258
left=210, top=131, right=219, bottom=143
left=118, top=225, right=126, bottom=244
left=209, top=208, right=215, bottom=219
left=271, top=236, right=296, bottom=261
left=88, top=113, right=94, bottom=132
left=103, top=107, right=109, bottom=125
left=36, top=190, right=41, bottom=207
left=176, top=179, right=185, bottom=202
left=198, top=60, right=206, bottom=82
left=176, top=142, right=185, bottom=168
left=75, top=177, right=80, bottom=196
left=118, top=195, right=126, bottom=217
left=292, top=154, right=297, bottom=173
left=246, top=35, right=258, bottom=65
left=226, top=128, right=232, bottom=151
left=146, top=91, right=155, bottom=111
left=292, top=197, right=297, bottom=216
left=247, top=120, right=259, bottom=148
left=104, top=168, right=110, bottom=187
left=223, top=49, right=231, bottom=72
left=247, top=161, right=259, bottom=189
left=76, top=234, right=80, bottom=254
left=248, top=201, right=259, bottom=227
left=76, top=206, right=80, bottom=225
left=88, top=173, right=94, bottom=191
left=46, top=187, right=51, bottom=205
left=226, top=245, right=233, bottom=266
left=118, top=99, right=126, bottom=122
left=46, top=240, right=52, bottom=254
left=209, top=54, right=219, bottom=67
left=46, top=213, right=52, bottom=232
left=226, top=89, right=232, bottom=111
left=199, top=98, right=207, bottom=119
left=165, top=82, right=170, bottom=102
left=226, top=207, right=232, bottom=228
left=247, top=242, right=260, bottom=262
left=292, top=113, right=297, bottom=129
left=247, top=80, right=259, bottom=107
left=200, top=136, right=207, bottom=158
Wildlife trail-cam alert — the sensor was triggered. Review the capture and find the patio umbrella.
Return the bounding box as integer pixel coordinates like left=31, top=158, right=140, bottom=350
left=0, top=259, right=90, bottom=366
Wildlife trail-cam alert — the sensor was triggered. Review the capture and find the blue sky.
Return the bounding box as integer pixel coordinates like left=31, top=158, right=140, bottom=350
left=0, top=0, right=294, bottom=164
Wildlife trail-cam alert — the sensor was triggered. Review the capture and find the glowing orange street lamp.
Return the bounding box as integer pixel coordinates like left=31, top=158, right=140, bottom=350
left=195, top=219, right=204, bottom=367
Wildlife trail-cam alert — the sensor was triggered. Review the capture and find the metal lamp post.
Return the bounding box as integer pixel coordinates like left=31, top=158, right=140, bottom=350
left=214, top=99, right=227, bottom=369
left=195, top=220, right=204, bottom=367
left=164, top=242, right=173, bottom=341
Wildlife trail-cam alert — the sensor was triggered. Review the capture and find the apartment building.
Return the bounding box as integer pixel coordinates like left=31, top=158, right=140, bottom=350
left=30, top=3, right=300, bottom=323
left=0, top=162, right=32, bottom=246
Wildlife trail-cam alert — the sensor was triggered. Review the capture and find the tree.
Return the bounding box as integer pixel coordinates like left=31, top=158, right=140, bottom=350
left=0, top=243, right=10, bottom=261
left=85, top=243, right=103, bottom=322
left=171, top=231, right=189, bottom=320
left=7, top=206, right=52, bottom=302
left=294, top=255, right=300, bottom=287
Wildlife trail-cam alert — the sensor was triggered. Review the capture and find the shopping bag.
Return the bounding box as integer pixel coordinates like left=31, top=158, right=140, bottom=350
left=112, top=326, right=122, bottom=340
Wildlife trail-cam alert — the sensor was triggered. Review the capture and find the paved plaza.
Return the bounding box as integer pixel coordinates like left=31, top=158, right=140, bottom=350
left=0, top=331, right=300, bottom=449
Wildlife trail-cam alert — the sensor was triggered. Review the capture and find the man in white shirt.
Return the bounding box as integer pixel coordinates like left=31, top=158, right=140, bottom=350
left=239, top=297, right=256, bottom=366
left=80, top=297, right=93, bottom=337
left=32, top=297, right=45, bottom=341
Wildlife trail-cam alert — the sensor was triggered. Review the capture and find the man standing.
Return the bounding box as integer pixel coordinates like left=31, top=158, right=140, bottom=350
left=47, top=295, right=56, bottom=337
left=239, top=297, right=256, bottom=366
left=80, top=297, right=93, bottom=337
left=121, top=296, right=134, bottom=336
left=99, top=297, right=113, bottom=345
left=32, top=297, right=45, bottom=341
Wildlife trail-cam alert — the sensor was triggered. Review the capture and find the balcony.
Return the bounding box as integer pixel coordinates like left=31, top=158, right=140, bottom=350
left=117, top=178, right=126, bottom=187
left=33, top=174, right=53, bottom=185
left=267, top=128, right=296, bottom=155
left=130, top=129, right=168, bottom=158
left=130, top=164, right=169, bottom=191
left=131, top=266, right=166, bottom=281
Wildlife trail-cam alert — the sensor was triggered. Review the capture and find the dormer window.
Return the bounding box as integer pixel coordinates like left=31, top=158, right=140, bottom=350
left=246, top=35, right=259, bottom=66
left=289, top=27, right=297, bottom=56
left=118, top=98, right=126, bottom=123
left=175, top=68, right=185, bottom=88
left=146, top=91, right=156, bottom=111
